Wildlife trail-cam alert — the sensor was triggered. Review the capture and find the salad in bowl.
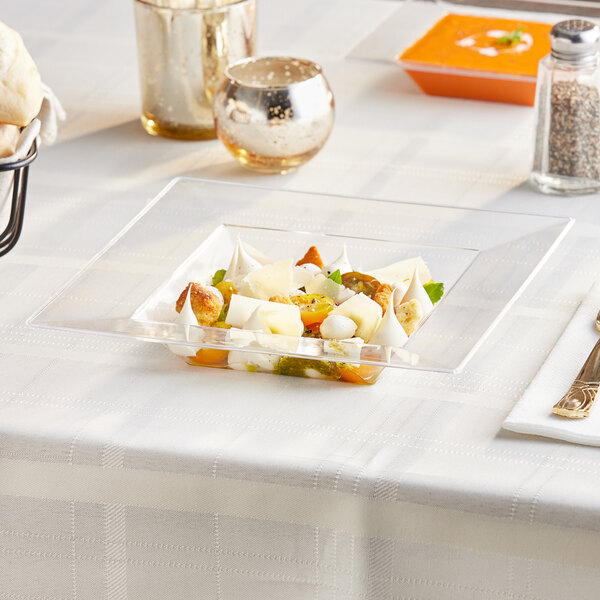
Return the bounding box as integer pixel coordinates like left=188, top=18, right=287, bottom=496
left=168, top=239, right=444, bottom=384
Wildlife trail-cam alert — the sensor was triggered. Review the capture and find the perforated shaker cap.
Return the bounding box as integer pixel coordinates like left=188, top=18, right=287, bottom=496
left=550, top=19, right=600, bottom=65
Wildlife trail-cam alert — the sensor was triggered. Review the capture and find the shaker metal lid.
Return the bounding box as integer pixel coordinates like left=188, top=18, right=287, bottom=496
left=550, top=19, right=600, bottom=64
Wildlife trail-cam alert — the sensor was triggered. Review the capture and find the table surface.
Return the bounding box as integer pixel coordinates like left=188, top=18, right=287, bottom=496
left=2, top=1, right=600, bottom=599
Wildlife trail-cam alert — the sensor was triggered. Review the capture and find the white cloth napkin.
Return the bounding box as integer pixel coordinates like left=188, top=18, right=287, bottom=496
left=0, top=84, right=65, bottom=224
left=503, top=282, right=600, bottom=446
left=37, top=83, right=66, bottom=147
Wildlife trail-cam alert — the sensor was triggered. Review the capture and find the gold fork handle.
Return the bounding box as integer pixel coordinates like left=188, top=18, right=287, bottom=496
left=553, top=338, right=600, bottom=419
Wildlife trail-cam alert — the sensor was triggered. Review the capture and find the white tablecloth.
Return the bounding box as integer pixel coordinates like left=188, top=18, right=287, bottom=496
left=2, top=1, right=600, bottom=598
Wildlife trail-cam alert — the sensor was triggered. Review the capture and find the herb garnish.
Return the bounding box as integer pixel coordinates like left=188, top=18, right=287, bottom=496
left=424, top=282, right=444, bottom=304
left=212, top=269, right=226, bottom=285
left=217, top=304, right=227, bottom=322
left=496, top=26, right=523, bottom=47
left=328, top=269, right=342, bottom=284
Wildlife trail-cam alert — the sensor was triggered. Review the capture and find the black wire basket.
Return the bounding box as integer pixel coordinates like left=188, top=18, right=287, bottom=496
left=0, top=139, right=37, bottom=257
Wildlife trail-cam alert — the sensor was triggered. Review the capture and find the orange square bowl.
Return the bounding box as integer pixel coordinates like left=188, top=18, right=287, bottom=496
left=398, top=13, right=552, bottom=106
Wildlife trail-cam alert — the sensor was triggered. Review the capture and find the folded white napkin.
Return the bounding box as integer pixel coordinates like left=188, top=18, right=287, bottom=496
left=37, top=83, right=66, bottom=147
left=503, top=282, right=600, bottom=446
left=0, top=119, right=40, bottom=166
left=0, top=84, right=65, bottom=225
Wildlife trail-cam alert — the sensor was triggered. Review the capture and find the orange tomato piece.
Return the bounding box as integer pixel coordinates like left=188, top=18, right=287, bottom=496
left=290, top=293, right=334, bottom=326
left=188, top=348, right=229, bottom=366
left=338, top=364, right=383, bottom=385
left=303, top=321, right=322, bottom=338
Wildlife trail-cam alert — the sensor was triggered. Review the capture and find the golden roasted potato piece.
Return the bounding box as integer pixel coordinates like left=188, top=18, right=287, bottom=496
left=296, top=245, right=324, bottom=269
left=269, top=295, right=294, bottom=305
left=395, top=299, right=423, bottom=336
left=176, top=282, right=222, bottom=326
left=373, top=283, right=394, bottom=314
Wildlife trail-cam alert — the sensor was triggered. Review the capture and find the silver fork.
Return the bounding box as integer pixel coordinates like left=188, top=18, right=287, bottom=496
left=552, top=310, right=600, bottom=419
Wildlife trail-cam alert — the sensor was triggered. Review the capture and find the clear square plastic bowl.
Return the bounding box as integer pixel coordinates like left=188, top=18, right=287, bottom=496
left=28, top=178, right=572, bottom=383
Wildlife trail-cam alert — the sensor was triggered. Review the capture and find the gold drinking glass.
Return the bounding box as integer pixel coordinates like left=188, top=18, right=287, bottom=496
left=213, top=57, right=335, bottom=173
left=133, top=0, right=256, bottom=140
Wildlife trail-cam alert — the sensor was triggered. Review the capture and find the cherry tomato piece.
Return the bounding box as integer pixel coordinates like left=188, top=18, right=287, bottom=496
left=290, top=293, right=335, bottom=326
left=340, top=272, right=381, bottom=297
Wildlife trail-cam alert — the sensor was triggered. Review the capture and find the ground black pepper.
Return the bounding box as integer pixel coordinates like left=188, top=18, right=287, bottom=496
left=547, top=80, right=600, bottom=179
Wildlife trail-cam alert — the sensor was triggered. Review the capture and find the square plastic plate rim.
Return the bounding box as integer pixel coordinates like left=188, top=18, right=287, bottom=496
left=26, top=176, right=574, bottom=375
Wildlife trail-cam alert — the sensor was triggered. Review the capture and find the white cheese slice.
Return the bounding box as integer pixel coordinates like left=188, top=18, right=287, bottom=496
left=305, top=273, right=355, bottom=304
left=261, top=308, right=304, bottom=337
left=239, top=258, right=294, bottom=300
left=243, top=307, right=270, bottom=332
left=329, top=293, right=382, bottom=341
left=369, top=257, right=431, bottom=287
left=292, top=266, right=314, bottom=291
left=226, top=294, right=303, bottom=336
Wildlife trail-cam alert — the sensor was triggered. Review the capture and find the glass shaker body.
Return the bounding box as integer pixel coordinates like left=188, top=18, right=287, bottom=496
left=530, top=54, right=600, bottom=195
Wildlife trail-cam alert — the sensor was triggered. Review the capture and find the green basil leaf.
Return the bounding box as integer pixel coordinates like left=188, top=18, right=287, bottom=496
left=211, top=269, right=226, bottom=286
left=424, top=282, right=444, bottom=304
left=328, top=269, right=342, bottom=284
left=217, top=304, right=227, bottom=322
left=497, top=26, right=523, bottom=46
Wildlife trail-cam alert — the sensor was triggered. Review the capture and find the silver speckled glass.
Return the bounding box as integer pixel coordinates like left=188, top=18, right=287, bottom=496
left=134, top=0, right=255, bottom=140
left=214, top=56, right=335, bottom=173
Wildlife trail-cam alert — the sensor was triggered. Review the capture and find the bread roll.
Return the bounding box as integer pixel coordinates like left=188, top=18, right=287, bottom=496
left=0, top=123, right=19, bottom=157
left=0, top=21, right=43, bottom=127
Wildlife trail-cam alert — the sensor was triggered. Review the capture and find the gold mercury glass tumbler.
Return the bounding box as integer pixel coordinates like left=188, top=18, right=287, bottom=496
left=133, top=0, right=256, bottom=140
left=213, top=57, right=335, bottom=173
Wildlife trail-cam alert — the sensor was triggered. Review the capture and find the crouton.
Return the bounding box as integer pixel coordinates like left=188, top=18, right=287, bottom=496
left=395, top=299, right=423, bottom=336
left=296, top=245, right=323, bottom=269
left=176, top=282, right=222, bottom=326
left=373, top=283, right=394, bottom=314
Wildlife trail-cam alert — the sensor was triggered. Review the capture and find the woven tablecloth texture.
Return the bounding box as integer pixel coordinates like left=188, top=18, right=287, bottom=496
left=2, top=0, right=600, bottom=599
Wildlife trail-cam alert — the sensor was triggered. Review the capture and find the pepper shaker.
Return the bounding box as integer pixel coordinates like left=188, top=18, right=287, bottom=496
left=530, top=20, right=600, bottom=195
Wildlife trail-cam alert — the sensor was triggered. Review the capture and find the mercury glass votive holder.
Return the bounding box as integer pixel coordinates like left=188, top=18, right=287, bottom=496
left=133, top=0, right=256, bottom=140
left=213, top=56, right=335, bottom=173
